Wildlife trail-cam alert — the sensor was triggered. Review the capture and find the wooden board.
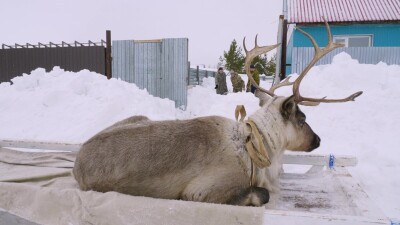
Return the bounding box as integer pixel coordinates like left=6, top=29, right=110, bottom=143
left=0, top=139, right=81, bottom=152
left=263, top=165, right=389, bottom=224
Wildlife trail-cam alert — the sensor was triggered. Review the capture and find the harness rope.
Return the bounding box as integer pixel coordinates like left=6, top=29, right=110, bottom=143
left=235, top=105, right=272, bottom=187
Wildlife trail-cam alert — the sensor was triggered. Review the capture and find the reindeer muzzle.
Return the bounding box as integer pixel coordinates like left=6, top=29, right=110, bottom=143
left=308, top=134, right=321, bottom=152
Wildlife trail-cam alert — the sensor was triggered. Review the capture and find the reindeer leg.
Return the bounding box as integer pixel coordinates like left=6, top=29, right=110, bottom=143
left=227, top=186, right=270, bottom=206
left=181, top=169, right=269, bottom=206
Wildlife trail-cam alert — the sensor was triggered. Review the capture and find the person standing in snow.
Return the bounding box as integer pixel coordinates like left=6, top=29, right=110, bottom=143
left=246, top=64, right=260, bottom=94
left=215, top=67, right=228, bottom=95
left=230, top=70, right=245, bottom=93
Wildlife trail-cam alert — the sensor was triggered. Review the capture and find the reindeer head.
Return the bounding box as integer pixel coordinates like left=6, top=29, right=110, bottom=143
left=244, top=18, right=362, bottom=153
left=250, top=92, right=320, bottom=153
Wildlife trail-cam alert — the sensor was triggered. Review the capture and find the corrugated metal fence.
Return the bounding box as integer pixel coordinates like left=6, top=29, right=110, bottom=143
left=0, top=42, right=106, bottom=83
left=112, top=38, right=188, bottom=108
left=291, top=47, right=400, bottom=74
left=188, top=67, right=216, bottom=85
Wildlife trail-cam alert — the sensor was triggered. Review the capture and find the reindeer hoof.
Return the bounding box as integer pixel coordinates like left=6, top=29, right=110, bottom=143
left=228, top=187, right=270, bottom=206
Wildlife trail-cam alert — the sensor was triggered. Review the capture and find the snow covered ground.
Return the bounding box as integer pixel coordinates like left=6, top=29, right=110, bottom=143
left=0, top=52, right=399, bottom=220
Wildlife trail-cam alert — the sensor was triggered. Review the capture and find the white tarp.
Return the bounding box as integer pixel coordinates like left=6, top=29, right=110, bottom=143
left=0, top=148, right=264, bottom=225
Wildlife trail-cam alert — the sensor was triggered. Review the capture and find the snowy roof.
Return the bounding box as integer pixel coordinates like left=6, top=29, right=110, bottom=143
left=287, top=0, right=400, bottom=24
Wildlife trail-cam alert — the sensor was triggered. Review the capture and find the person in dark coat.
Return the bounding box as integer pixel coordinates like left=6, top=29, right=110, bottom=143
left=246, top=64, right=260, bottom=94
left=215, top=67, right=228, bottom=95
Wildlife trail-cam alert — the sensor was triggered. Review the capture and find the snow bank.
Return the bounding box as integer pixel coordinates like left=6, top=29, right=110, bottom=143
left=0, top=67, right=177, bottom=143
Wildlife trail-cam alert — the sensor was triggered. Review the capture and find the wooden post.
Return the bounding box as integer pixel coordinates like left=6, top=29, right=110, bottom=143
left=280, top=19, right=288, bottom=80
left=274, top=15, right=284, bottom=85
left=105, top=30, right=112, bottom=79
left=196, top=66, right=200, bottom=85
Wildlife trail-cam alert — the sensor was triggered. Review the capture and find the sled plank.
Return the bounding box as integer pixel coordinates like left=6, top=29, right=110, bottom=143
left=263, top=210, right=388, bottom=225
left=0, top=210, right=40, bottom=225
left=283, top=154, right=357, bottom=167
left=332, top=167, right=387, bottom=219
left=0, top=140, right=81, bottom=152
left=270, top=166, right=389, bottom=224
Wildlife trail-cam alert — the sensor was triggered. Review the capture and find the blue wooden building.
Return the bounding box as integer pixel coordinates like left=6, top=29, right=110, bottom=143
left=284, top=0, right=400, bottom=75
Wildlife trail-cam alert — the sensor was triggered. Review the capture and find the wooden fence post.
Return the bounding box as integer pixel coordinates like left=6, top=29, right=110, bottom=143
left=106, top=30, right=112, bottom=79
left=196, top=66, right=200, bottom=85
left=280, top=19, right=288, bottom=80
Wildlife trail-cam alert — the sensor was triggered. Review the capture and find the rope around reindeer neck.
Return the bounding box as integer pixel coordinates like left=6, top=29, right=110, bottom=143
left=235, top=105, right=272, bottom=187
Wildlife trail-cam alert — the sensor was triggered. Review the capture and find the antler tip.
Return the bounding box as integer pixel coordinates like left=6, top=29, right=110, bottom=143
left=255, top=34, right=259, bottom=47
left=351, top=91, right=363, bottom=101
left=243, top=37, right=248, bottom=53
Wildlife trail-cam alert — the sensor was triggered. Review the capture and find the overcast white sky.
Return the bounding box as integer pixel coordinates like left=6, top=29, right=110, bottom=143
left=1, top=0, right=283, bottom=68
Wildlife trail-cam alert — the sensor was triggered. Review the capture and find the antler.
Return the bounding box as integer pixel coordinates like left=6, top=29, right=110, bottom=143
left=269, top=77, right=323, bottom=106
left=243, top=35, right=280, bottom=97
left=269, top=77, right=294, bottom=93
left=293, top=17, right=363, bottom=104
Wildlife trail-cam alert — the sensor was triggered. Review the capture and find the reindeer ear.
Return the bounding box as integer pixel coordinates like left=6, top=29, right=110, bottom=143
left=255, top=90, right=271, bottom=107
left=280, top=95, right=297, bottom=119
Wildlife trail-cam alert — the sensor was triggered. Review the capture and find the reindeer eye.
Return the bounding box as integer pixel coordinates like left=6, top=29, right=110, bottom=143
left=299, top=119, right=306, bottom=127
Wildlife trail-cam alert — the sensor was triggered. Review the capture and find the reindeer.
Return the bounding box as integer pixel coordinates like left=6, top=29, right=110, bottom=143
left=73, top=19, right=362, bottom=206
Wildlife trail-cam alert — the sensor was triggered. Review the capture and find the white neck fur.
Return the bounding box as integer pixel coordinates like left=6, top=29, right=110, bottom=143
left=248, top=96, right=286, bottom=193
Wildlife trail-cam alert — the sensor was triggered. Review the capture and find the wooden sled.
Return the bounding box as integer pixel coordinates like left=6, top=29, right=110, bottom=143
left=0, top=139, right=391, bottom=225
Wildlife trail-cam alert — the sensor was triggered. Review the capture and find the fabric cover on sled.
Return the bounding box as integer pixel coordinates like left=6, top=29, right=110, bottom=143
left=0, top=148, right=264, bottom=225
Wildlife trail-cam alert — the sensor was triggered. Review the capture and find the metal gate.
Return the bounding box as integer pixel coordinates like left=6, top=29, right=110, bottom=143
left=112, top=38, right=188, bottom=108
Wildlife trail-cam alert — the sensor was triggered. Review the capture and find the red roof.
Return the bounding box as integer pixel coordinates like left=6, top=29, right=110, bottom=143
left=287, top=0, right=400, bottom=23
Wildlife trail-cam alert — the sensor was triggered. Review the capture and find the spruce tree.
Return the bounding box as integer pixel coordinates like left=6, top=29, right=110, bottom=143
left=220, top=39, right=245, bottom=72
left=219, top=40, right=276, bottom=75
left=251, top=54, right=276, bottom=76
left=265, top=54, right=277, bottom=76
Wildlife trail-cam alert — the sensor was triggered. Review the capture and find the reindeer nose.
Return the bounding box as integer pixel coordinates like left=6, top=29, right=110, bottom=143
left=308, top=135, right=320, bottom=152
left=313, top=135, right=321, bottom=148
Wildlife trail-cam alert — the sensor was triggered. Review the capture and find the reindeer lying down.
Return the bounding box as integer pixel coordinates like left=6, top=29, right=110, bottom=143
left=73, top=95, right=318, bottom=206
left=73, top=20, right=362, bottom=206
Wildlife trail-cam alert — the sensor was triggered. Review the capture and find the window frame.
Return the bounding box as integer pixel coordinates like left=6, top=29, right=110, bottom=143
left=333, top=35, right=373, bottom=47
